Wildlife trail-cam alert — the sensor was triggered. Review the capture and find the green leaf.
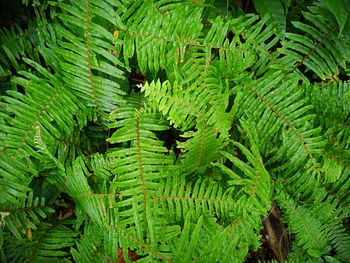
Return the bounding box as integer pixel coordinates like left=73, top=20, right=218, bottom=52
left=322, top=0, right=349, bottom=34
left=252, top=0, right=286, bottom=31
left=281, top=0, right=292, bottom=13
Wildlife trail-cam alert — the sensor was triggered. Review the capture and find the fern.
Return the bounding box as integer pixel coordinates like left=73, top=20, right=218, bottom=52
left=12, top=222, right=78, bottom=262
left=276, top=0, right=350, bottom=80
left=0, top=12, right=56, bottom=83
left=55, top=0, right=127, bottom=119
left=1, top=0, right=350, bottom=262
left=0, top=192, right=54, bottom=240
left=153, top=175, right=234, bottom=221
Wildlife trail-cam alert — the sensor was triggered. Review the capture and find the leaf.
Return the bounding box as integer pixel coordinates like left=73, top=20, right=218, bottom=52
left=13, top=223, right=78, bottom=262
left=252, top=0, right=286, bottom=31
left=281, top=0, right=292, bottom=13
left=322, top=0, right=349, bottom=34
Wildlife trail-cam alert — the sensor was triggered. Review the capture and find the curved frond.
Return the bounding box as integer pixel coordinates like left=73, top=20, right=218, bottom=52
left=142, top=80, right=232, bottom=134
left=276, top=194, right=329, bottom=258
left=1, top=57, right=85, bottom=160
left=12, top=222, right=78, bottom=263
left=71, top=223, right=106, bottom=263
left=307, top=80, right=350, bottom=166
left=1, top=192, right=54, bottom=240
left=276, top=1, right=350, bottom=80
left=55, top=0, right=127, bottom=117
left=176, top=124, right=226, bottom=175
left=232, top=71, right=325, bottom=174
left=216, top=119, right=271, bottom=215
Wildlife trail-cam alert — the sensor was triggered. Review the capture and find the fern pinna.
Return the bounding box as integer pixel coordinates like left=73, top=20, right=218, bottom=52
left=0, top=0, right=349, bottom=262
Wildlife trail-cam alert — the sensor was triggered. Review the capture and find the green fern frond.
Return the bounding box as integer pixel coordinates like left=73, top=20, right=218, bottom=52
left=89, top=153, right=114, bottom=181
left=306, top=81, right=350, bottom=165
left=0, top=13, right=56, bottom=81
left=142, top=80, right=207, bottom=130
left=54, top=0, right=126, bottom=117
left=64, top=157, right=106, bottom=225
left=230, top=14, right=283, bottom=76
left=1, top=1, right=349, bottom=262
left=0, top=192, right=54, bottom=240
left=107, top=94, right=173, bottom=240
left=176, top=123, right=226, bottom=176
left=12, top=222, right=78, bottom=263
left=195, top=216, right=260, bottom=263
left=0, top=153, right=35, bottom=205
left=142, top=80, right=232, bottom=134
left=119, top=1, right=204, bottom=74
left=325, top=221, right=350, bottom=261
left=327, top=167, right=350, bottom=209
left=216, top=120, right=271, bottom=215
left=276, top=1, right=350, bottom=80
left=71, top=223, right=106, bottom=263
left=278, top=186, right=350, bottom=261
left=1, top=57, right=86, bottom=160
left=153, top=175, right=234, bottom=222
left=299, top=187, right=350, bottom=260
left=232, top=71, right=325, bottom=173
left=276, top=193, right=330, bottom=258
left=164, top=212, right=254, bottom=263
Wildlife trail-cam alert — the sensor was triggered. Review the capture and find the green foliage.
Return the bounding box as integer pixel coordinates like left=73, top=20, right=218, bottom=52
left=0, top=0, right=349, bottom=262
left=252, top=0, right=291, bottom=31
left=6, top=222, right=78, bottom=262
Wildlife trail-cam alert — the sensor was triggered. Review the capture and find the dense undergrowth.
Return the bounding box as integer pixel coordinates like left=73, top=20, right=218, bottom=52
left=0, top=0, right=350, bottom=262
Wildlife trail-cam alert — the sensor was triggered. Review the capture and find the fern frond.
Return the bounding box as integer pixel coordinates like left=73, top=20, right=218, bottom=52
left=89, top=153, right=114, bottom=181
left=1, top=57, right=86, bottom=160
left=276, top=193, right=329, bottom=258
left=142, top=80, right=207, bottom=130
left=119, top=1, right=204, bottom=74
left=152, top=175, right=234, bottom=222
left=107, top=94, right=172, bottom=241
left=176, top=123, right=226, bottom=175
left=278, top=187, right=350, bottom=261
left=1, top=1, right=349, bottom=262
left=120, top=5, right=281, bottom=80
left=0, top=153, right=35, bottom=205
left=230, top=14, right=283, bottom=76
left=325, top=220, right=350, bottom=262
left=327, top=167, right=350, bottom=209
left=306, top=81, right=350, bottom=165
left=64, top=155, right=175, bottom=262
left=54, top=0, right=126, bottom=117
left=64, top=157, right=107, bottom=225
left=71, top=223, right=106, bottom=263
left=0, top=13, right=56, bottom=81
left=216, top=119, right=271, bottom=215
left=12, top=222, right=78, bottom=262
left=276, top=1, right=350, bottom=80
left=300, top=187, right=350, bottom=260
left=164, top=212, right=252, bottom=263
left=232, top=71, right=325, bottom=173
left=0, top=192, right=54, bottom=240
left=195, top=216, right=260, bottom=262
left=142, top=80, right=232, bottom=135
